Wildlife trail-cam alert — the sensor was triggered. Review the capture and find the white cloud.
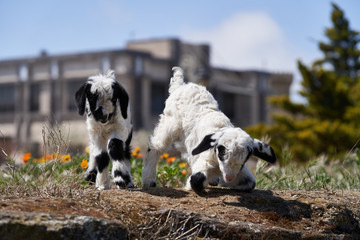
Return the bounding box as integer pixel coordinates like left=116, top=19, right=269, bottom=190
left=181, top=11, right=307, bottom=102
left=182, top=11, right=296, bottom=72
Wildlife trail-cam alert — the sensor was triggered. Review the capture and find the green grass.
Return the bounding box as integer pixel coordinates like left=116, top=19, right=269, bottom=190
left=130, top=153, right=188, bottom=188
left=0, top=154, right=89, bottom=197
left=1, top=146, right=360, bottom=197
left=255, top=147, right=360, bottom=190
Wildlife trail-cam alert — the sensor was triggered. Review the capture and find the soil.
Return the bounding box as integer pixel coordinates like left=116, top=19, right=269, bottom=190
left=1, top=187, right=360, bottom=239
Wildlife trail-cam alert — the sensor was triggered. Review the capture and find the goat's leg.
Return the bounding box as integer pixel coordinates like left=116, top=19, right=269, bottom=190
left=142, top=115, right=180, bottom=187
left=185, top=159, right=211, bottom=192
left=86, top=144, right=111, bottom=190
left=84, top=145, right=97, bottom=184
left=94, top=150, right=111, bottom=190
left=108, top=137, right=134, bottom=189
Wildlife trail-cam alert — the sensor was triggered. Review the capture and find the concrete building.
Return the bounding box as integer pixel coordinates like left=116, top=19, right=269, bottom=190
left=0, top=38, right=292, bottom=159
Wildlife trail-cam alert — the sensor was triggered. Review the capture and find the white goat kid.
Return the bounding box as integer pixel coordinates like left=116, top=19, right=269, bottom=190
left=75, top=70, right=134, bottom=190
left=142, top=67, right=276, bottom=192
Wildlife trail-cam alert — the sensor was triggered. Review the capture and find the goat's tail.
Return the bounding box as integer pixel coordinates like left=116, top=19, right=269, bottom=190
left=169, top=67, right=185, bottom=93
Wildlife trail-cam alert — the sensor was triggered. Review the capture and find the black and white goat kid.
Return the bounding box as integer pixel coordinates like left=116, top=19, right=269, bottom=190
left=75, top=70, right=134, bottom=190
left=142, top=67, right=276, bottom=192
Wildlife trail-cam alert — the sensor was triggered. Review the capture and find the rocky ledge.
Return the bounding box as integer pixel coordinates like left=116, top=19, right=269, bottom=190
left=0, top=212, right=128, bottom=240
left=0, top=188, right=359, bottom=239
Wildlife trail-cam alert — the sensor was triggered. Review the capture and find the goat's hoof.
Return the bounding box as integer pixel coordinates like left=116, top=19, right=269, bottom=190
left=190, top=172, right=206, bottom=193
left=96, top=185, right=110, bottom=190
left=142, top=181, right=157, bottom=188
left=234, top=176, right=256, bottom=192
left=115, top=180, right=135, bottom=189
left=115, top=180, right=127, bottom=189
left=85, top=169, right=97, bottom=185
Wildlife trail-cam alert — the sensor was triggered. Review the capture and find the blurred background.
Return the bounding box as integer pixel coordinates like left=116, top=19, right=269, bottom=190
left=0, top=0, right=359, bottom=164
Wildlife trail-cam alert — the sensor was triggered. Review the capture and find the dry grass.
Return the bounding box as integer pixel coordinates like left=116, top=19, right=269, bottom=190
left=0, top=124, right=90, bottom=199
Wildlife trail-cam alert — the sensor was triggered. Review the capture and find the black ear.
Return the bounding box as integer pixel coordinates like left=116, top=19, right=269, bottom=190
left=252, top=139, right=276, bottom=163
left=125, top=127, right=133, bottom=146
left=192, top=134, right=216, bottom=155
left=75, top=83, right=90, bottom=115
left=112, top=82, right=129, bottom=119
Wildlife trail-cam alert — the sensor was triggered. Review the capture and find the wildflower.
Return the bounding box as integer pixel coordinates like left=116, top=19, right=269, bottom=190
left=85, top=146, right=90, bottom=154
left=61, top=154, right=71, bottom=163
left=80, top=159, right=88, bottom=169
left=166, top=157, right=176, bottom=164
left=34, top=157, right=45, bottom=163
left=178, top=162, right=187, bottom=168
left=53, top=153, right=60, bottom=160
left=161, top=153, right=169, bottom=159
left=21, top=153, right=31, bottom=163
left=181, top=170, right=187, bottom=175
left=45, top=154, right=54, bottom=160
left=131, top=146, right=142, bottom=158
left=131, top=151, right=138, bottom=157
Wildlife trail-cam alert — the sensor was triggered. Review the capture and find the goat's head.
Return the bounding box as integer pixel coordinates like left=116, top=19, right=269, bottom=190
left=192, top=127, right=276, bottom=183
left=75, top=70, right=129, bottom=124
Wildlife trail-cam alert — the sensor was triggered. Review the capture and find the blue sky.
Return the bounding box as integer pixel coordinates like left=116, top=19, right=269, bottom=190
left=1, top=0, right=359, bottom=100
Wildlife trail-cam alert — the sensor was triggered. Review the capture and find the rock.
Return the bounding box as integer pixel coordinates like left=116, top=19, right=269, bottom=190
left=0, top=212, right=128, bottom=240
left=1, top=189, right=360, bottom=239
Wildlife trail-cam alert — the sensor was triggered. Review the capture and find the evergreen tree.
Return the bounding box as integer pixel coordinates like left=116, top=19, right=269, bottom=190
left=315, top=3, right=360, bottom=80
left=247, top=3, right=360, bottom=162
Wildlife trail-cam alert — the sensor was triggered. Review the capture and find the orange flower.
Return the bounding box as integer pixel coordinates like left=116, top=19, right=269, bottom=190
left=161, top=153, right=169, bottom=159
left=178, top=162, right=187, bottom=168
left=181, top=170, right=187, bottom=175
left=21, top=153, right=31, bottom=163
left=45, top=154, right=54, bottom=160
left=131, top=151, right=138, bottom=157
left=166, top=157, right=176, bottom=163
left=80, top=159, right=88, bottom=169
left=34, top=157, right=45, bottom=163
left=85, top=146, right=90, bottom=155
left=61, top=154, right=71, bottom=163
left=132, top=146, right=141, bottom=157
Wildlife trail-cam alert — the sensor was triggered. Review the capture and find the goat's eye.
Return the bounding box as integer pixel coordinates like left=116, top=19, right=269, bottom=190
left=217, top=145, right=226, bottom=161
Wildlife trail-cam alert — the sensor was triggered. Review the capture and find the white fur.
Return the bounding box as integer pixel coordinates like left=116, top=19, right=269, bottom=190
left=76, top=70, right=133, bottom=190
left=142, top=67, right=275, bottom=192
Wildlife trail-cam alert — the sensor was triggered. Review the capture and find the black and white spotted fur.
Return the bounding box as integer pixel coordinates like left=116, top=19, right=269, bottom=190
left=75, top=70, right=134, bottom=190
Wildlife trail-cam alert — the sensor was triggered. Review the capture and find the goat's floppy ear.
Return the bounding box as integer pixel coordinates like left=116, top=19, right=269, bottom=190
left=75, top=83, right=90, bottom=115
left=252, top=139, right=276, bottom=163
left=112, top=82, right=129, bottom=119
left=192, top=134, right=216, bottom=155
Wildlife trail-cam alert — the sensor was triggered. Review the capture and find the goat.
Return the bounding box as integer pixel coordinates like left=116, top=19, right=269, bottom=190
left=142, top=67, right=276, bottom=192
left=75, top=70, right=134, bottom=190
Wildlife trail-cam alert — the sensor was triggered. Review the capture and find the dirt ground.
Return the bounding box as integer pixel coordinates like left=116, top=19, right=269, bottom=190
left=1, top=187, right=360, bottom=239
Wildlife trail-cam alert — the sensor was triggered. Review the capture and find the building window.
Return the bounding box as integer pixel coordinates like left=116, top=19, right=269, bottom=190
left=134, top=56, right=143, bottom=76
left=220, top=92, right=235, bottom=120
left=67, top=80, right=84, bottom=112
left=237, top=94, right=252, bottom=127
left=259, top=75, right=268, bottom=92
left=0, top=85, right=15, bottom=113
left=151, top=82, right=166, bottom=115
left=51, top=60, right=59, bottom=79
left=19, top=64, right=28, bottom=82
left=102, top=56, right=110, bottom=73
left=30, top=83, right=41, bottom=112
